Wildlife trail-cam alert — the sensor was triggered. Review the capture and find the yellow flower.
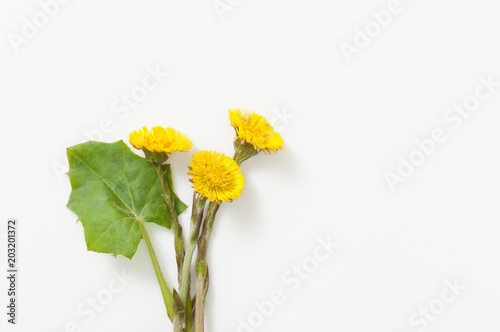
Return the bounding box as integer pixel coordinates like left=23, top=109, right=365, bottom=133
left=229, top=109, right=285, bottom=153
left=188, top=150, right=244, bottom=203
left=129, top=126, right=192, bottom=154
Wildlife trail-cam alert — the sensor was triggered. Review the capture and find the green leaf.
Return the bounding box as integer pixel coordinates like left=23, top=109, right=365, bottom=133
left=66, top=141, right=187, bottom=259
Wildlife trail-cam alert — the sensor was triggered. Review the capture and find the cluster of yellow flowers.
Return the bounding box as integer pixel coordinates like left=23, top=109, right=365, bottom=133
left=129, top=110, right=284, bottom=203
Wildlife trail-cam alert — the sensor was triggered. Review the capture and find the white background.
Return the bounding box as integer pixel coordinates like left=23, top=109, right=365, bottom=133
left=1, top=0, right=500, bottom=331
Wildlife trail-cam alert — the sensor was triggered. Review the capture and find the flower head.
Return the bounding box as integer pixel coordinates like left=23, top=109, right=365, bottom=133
left=229, top=109, right=284, bottom=154
left=188, top=150, right=244, bottom=204
left=129, top=126, right=192, bottom=163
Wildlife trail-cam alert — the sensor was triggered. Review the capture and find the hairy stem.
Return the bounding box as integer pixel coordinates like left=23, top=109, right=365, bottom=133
left=179, top=194, right=207, bottom=305
left=195, top=203, right=220, bottom=332
left=195, top=261, right=207, bottom=332
left=154, top=163, right=185, bottom=279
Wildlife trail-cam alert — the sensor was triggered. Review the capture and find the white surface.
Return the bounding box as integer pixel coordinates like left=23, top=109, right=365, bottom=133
left=1, top=0, right=500, bottom=331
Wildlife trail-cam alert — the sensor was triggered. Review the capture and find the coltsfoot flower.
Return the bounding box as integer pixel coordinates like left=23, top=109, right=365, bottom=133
left=229, top=109, right=285, bottom=154
left=129, top=126, right=192, bottom=164
left=188, top=150, right=244, bottom=204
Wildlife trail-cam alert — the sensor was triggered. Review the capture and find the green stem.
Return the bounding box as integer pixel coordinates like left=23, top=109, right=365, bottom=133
left=154, top=164, right=185, bottom=280
left=195, top=262, right=207, bottom=332
left=195, top=203, right=220, bottom=332
left=179, top=194, right=206, bottom=305
left=139, top=220, right=174, bottom=322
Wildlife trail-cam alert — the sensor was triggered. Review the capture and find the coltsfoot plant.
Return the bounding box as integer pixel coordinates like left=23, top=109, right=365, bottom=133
left=66, top=110, right=284, bottom=331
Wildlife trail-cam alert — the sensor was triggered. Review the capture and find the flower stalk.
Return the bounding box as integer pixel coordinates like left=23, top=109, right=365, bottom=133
left=154, top=163, right=186, bottom=277
left=178, top=194, right=207, bottom=305
left=195, top=203, right=220, bottom=332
